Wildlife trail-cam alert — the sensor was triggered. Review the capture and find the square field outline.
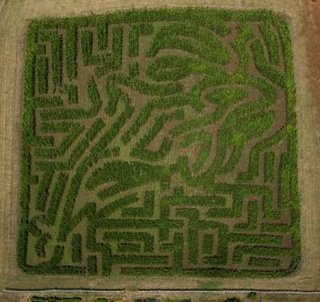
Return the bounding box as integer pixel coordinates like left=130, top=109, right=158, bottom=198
left=19, top=8, right=299, bottom=278
left=0, top=0, right=318, bottom=287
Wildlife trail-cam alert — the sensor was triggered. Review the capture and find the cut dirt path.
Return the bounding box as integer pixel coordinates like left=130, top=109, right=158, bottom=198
left=0, top=0, right=320, bottom=294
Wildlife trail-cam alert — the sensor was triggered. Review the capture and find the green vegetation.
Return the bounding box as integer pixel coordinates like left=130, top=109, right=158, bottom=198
left=71, top=233, right=82, bottom=263
left=19, top=7, right=299, bottom=278
left=38, top=31, right=63, bottom=88
left=64, top=84, right=79, bottom=104
left=247, top=292, right=257, bottom=299
left=36, top=56, right=49, bottom=94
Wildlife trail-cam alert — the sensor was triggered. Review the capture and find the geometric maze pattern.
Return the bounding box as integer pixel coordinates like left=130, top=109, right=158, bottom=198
left=19, top=8, right=300, bottom=277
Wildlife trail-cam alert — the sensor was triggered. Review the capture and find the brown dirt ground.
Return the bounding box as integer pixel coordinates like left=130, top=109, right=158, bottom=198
left=1, top=0, right=320, bottom=301
left=261, top=293, right=320, bottom=302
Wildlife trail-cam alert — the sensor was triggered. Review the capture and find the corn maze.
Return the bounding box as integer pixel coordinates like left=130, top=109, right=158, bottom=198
left=19, top=8, right=300, bottom=278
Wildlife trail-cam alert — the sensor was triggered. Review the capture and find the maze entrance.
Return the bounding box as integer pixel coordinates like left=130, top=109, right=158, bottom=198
left=19, top=8, right=300, bottom=278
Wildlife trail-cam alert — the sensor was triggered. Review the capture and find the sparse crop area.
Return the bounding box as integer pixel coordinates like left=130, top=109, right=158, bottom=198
left=18, top=7, right=300, bottom=279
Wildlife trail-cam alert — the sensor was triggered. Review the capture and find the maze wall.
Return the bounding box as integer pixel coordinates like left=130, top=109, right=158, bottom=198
left=19, top=8, right=300, bottom=278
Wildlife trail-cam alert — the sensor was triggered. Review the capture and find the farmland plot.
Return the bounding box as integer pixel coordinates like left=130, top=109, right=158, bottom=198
left=18, top=8, right=299, bottom=279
